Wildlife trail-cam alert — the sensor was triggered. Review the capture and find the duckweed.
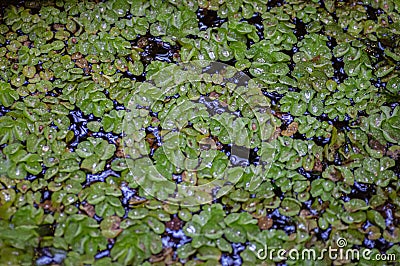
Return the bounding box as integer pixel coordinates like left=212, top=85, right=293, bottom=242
left=0, top=0, right=400, bottom=265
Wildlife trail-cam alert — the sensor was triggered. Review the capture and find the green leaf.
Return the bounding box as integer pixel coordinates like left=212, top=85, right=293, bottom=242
left=367, top=210, right=386, bottom=229
left=279, top=197, right=301, bottom=217
left=344, top=199, right=369, bottom=212
left=81, top=154, right=105, bottom=173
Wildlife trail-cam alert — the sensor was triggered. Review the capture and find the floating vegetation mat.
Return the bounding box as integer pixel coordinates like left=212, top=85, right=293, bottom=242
left=0, top=0, right=400, bottom=265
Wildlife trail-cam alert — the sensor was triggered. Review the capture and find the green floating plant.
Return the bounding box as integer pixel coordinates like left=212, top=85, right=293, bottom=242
left=0, top=220, right=37, bottom=265
left=77, top=137, right=116, bottom=173
left=109, top=205, right=167, bottom=265
left=0, top=141, right=42, bottom=179
left=0, top=81, right=19, bottom=107
left=0, top=115, right=30, bottom=145
left=179, top=204, right=227, bottom=258
left=78, top=181, right=124, bottom=217
left=0, top=0, right=400, bottom=265
left=354, top=157, right=397, bottom=187
left=295, top=115, right=332, bottom=138
left=335, top=41, right=373, bottom=79
left=54, top=214, right=108, bottom=264
left=262, top=10, right=297, bottom=50
left=245, top=228, right=291, bottom=264
left=359, top=105, right=400, bottom=146
left=224, top=211, right=259, bottom=243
